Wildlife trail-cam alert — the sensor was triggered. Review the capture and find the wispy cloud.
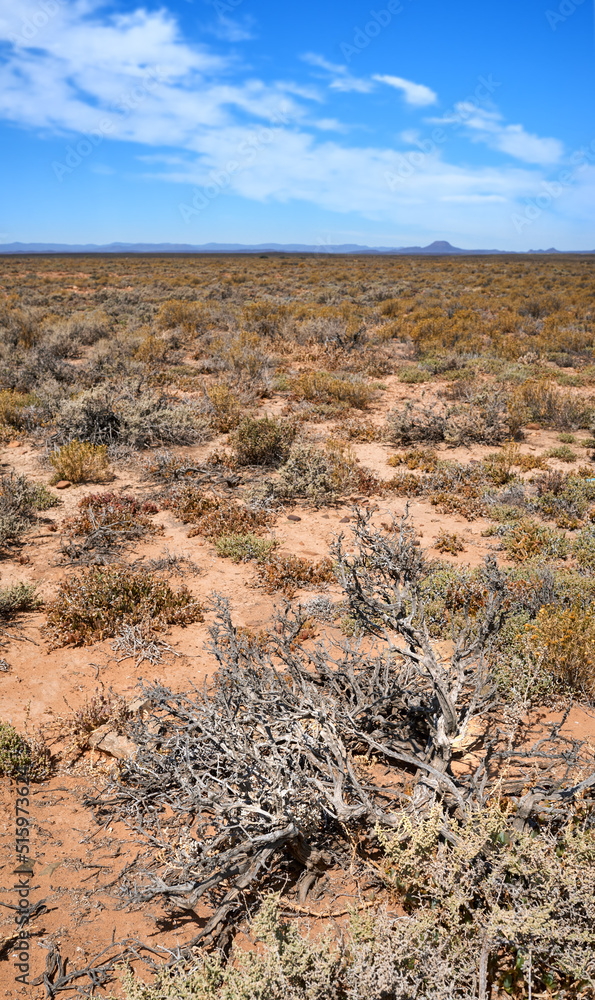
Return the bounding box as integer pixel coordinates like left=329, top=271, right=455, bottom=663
left=301, top=52, right=374, bottom=93
left=373, top=74, right=438, bottom=106
left=429, top=104, right=564, bottom=164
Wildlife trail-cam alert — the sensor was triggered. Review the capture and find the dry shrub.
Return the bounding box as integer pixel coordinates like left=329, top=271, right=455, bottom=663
left=387, top=390, right=511, bottom=447
left=502, top=519, right=569, bottom=562
left=214, top=533, right=278, bottom=563
left=256, top=552, right=335, bottom=596
left=0, top=582, right=40, bottom=617
left=434, top=530, right=465, bottom=555
left=45, top=565, right=203, bottom=647
left=157, top=299, right=212, bottom=334
left=273, top=441, right=377, bottom=504
left=526, top=604, right=595, bottom=695
left=289, top=370, right=375, bottom=410
left=165, top=487, right=272, bottom=538
left=243, top=300, right=288, bottom=337
left=0, top=389, right=38, bottom=435
left=229, top=415, right=297, bottom=466
left=387, top=448, right=440, bottom=471
left=338, top=417, right=379, bottom=442
left=0, top=473, right=59, bottom=547
left=49, top=440, right=110, bottom=484
left=64, top=493, right=160, bottom=556
left=508, top=380, right=593, bottom=431
left=203, top=382, right=243, bottom=432
left=135, top=334, right=170, bottom=363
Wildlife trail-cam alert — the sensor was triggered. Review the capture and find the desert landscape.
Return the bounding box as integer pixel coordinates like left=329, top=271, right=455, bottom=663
left=0, top=251, right=594, bottom=998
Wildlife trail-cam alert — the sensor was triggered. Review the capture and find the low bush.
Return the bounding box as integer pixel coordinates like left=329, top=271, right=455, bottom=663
left=508, top=380, right=593, bottom=430
left=526, top=603, right=595, bottom=695
left=256, top=552, right=336, bottom=596
left=229, top=415, right=297, bottom=467
left=271, top=441, right=377, bottom=504
left=501, top=518, right=569, bottom=563
left=0, top=473, right=59, bottom=548
left=387, top=448, right=441, bottom=472
left=573, top=525, right=595, bottom=571
left=49, top=440, right=110, bottom=484
left=203, top=382, right=243, bottom=432
left=434, top=530, right=465, bottom=555
left=0, top=722, right=51, bottom=780
left=157, top=299, right=213, bottom=335
left=547, top=444, right=577, bottom=462
left=0, top=582, right=40, bottom=617
left=45, top=566, right=204, bottom=647
left=289, top=370, right=375, bottom=410
left=165, top=488, right=272, bottom=538
left=214, top=533, right=278, bottom=563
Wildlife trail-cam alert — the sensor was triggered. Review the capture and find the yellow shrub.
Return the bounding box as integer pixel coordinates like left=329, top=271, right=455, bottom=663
left=49, top=440, right=110, bottom=484
left=526, top=604, right=595, bottom=695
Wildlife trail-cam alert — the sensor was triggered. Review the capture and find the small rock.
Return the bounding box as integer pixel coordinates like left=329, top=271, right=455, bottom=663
left=525, top=423, right=541, bottom=430
left=88, top=724, right=136, bottom=760
left=54, top=481, right=71, bottom=490
left=287, top=514, right=302, bottom=522
left=127, top=695, right=152, bottom=715
left=7, top=441, right=21, bottom=449
left=340, top=516, right=351, bottom=523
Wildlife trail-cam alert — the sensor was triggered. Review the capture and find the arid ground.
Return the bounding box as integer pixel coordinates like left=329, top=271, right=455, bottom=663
left=0, top=253, right=594, bottom=999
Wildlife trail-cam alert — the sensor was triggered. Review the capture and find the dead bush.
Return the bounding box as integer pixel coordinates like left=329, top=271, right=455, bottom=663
left=229, top=415, right=297, bottom=467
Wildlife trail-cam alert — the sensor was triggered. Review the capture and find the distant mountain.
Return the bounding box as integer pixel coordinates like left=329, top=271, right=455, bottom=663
left=0, top=240, right=594, bottom=255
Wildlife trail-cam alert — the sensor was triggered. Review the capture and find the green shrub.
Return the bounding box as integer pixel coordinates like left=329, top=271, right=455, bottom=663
left=547, top=444, right=577, bottom=462
left=229, top=415, right=297, bottom=467
left=0, top=582, right=40, bottom=617
left=501, top=519, right=569, bottom=563
left=45, top=566, right=204, bottom=647
left=215, top=533, right=278, bottom=563
left=49, top=440, right=110, bottom=484
left=0, top=722, right=51, bottom=780
left=0, top=473, right=59, bottom=547
left=397, top=365, right=432, bottom=384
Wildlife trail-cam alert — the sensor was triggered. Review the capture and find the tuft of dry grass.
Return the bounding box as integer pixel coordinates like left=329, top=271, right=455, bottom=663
left=49, top=440, right=110, bottom=484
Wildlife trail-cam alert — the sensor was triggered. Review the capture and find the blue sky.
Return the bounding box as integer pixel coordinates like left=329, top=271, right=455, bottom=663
left=0, top=0, right=594, bottom=249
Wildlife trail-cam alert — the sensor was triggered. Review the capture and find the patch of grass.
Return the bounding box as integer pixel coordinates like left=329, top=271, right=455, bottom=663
left=45, top=566, right=204, bottom=647
left=0, top=582, right=40, bottom=617
left=558, top=432, right=577, bottom=443
left=157, top=299, right=213, bottom=335
left=0, top=722, right=51, bottom=780
left=49, top=440, right=110, bottom=484
left=214, top=533, right=278, bottom=563
left=229, top=415, right=297, bottom=467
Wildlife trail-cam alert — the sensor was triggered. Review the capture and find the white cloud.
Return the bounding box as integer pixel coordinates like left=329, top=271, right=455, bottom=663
left=301, top=52, right=374, bottom=93
left=429, top=104, right=564, bottom=164
left=0, top=0, right=586, bottom=248
left=373, top=74, right=437, bottom=107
